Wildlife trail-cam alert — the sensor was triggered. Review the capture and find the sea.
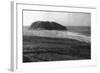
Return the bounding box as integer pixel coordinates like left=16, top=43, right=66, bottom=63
left=23, top=26, right=91, bottom=36
left=67, top=26, right=91, bottom=36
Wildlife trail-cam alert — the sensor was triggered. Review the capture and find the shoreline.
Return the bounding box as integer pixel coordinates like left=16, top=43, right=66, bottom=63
left=23, top=30, right=90, bottom=43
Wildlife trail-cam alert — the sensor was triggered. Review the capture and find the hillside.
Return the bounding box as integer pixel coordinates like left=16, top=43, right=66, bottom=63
left=29, top=21, right=67, bottom=30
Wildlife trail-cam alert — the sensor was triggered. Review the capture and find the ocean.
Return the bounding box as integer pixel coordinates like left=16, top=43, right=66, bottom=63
left=67, top=26, right=91, bottom=36
left=23, top=26, right=91, bottom=36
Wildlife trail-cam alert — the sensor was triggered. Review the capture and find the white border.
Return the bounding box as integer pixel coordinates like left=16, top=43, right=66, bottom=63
left=11, top=1, right=97, bottom=72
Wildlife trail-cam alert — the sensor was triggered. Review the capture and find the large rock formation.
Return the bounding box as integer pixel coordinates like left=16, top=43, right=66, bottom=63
left=29, top=21, right=67, bottom=31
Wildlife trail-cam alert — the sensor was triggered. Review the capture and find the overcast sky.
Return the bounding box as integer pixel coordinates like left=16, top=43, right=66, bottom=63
left=23, top=11, right=91, bottom=26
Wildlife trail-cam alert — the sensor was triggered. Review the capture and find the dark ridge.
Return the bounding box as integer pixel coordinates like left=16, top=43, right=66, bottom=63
left=29, top=21, right=67, bottom=31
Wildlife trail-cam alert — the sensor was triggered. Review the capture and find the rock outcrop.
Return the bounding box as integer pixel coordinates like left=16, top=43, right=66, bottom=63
left=29, top=21, right=67, bottom=31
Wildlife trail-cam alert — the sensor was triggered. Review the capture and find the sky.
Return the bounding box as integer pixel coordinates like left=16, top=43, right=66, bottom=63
left=23, top=10, right=91, bottom=26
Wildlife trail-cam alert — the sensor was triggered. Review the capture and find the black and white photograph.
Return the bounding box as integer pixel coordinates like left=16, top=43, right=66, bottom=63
left=23, top=10, right=91, bottom=63
left=10, top=1, right=97, bottom=71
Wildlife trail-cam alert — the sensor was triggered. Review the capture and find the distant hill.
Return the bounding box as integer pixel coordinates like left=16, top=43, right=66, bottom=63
left=29, top=21, right=67, bottom=31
